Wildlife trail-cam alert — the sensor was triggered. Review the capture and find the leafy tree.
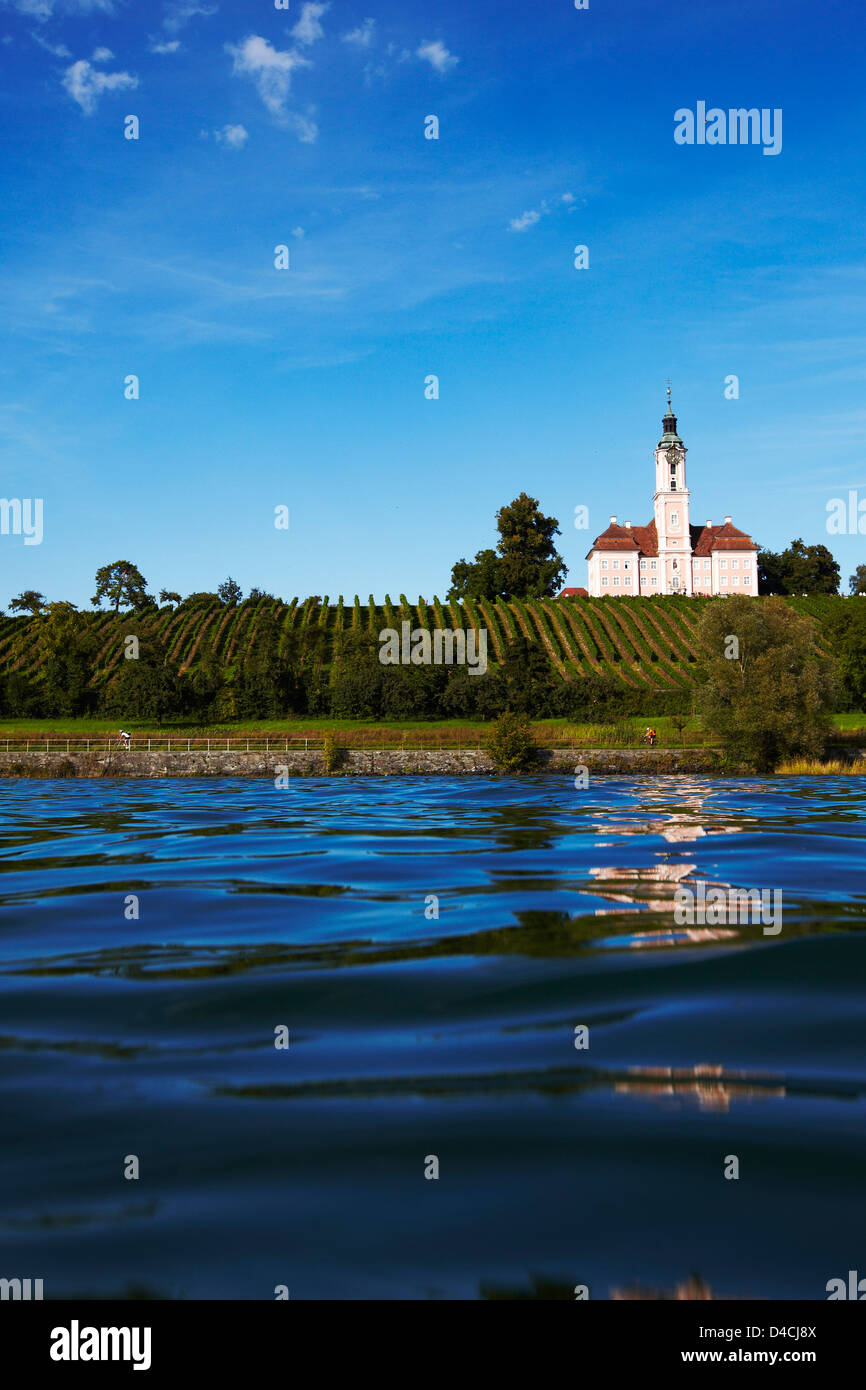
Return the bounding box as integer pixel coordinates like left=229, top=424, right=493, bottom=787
left=823, top=602, right=866, bottom=709
left=849, top=565, right=866, bottom=596
left=233, top=608, right=287, bottom=718
left=697, top=596, right=835, bottom=771
left=496, top=493, right=567, bottom=599
left=500, top=635, right=558, bottom=714
left=92, top=561, right=151, bottom=612
left=218, top=577, right=243, bottom=606
left=757, top=539, right=840, bottom=595
left=9, top=590, right=46, bottom=616
left=159, top=589, right=182, bottom=606
left=103, top=636, right=179, bottom=725
left=34, top=602, right=97, bottom=716
left=448, top=549, right=503, bottom=601
left=448, top=493, right=566, bottom=601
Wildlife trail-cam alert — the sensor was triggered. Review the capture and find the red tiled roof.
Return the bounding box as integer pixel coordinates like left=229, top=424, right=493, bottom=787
left=560, top=587, right=588, bottom=597
left=691, top=521, right=758, bottom=554
left=588, top=518, right=756, bottom=558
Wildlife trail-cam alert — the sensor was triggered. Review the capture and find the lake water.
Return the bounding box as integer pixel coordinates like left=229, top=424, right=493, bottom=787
left=1, top=775, right=864, bottom=1301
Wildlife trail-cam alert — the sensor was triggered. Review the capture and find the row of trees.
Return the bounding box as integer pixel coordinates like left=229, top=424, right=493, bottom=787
left=6, top=564, right=276, bottom=617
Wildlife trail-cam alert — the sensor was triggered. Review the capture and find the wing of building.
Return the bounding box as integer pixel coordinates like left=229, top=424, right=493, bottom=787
left=584, top=391, right=758, bottom=597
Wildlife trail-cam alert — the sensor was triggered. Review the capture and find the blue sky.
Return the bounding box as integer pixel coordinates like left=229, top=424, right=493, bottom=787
left=1, top=0, right=864, bottom=606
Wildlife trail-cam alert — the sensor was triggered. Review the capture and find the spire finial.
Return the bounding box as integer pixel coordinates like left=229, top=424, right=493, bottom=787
left=666, top=378, right=672, bottom=412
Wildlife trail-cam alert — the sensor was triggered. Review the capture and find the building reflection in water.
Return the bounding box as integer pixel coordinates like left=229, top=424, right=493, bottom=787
left=613, top=1063, right=786, bottom=1112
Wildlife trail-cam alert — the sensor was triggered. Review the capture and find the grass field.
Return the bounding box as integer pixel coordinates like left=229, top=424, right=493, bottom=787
left=1, top=713, right=863, bottom=751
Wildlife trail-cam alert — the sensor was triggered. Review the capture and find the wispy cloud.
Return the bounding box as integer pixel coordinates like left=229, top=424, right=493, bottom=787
left=31, top=31, right=70, bottom=56
left=342, top=17, right=374, bottom=48
left=416, top=40, right=458, bottom=75
left=162, top=1, right=215, bottom=35
left=62, top=56, right=137, bottom=114
left=4, top=0, right=114, bottom=18
left=509, top=192, right=576, bottom=232
left=149, top=38, right=180, bottom=54
left=226, top=33, right=315, bottom=137
left=292, top=2, right=328, bottom=47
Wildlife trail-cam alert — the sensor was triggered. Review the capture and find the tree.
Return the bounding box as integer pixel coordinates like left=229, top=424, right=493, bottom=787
left=496, top=493, right=567, bottom=598
left=757, top=539, right=840, bottom=595
left=448, top=549, right=503, bottom=601
left=849, top=565, right=866, bottom=596
left=34, top=602, right=97, bottom=716
left=9, top=590, right=45, bottom=616
left=218, top=577, right=243, bottom=606
left=103, top=636, right=179, bottom=725
left=92, top=561, right=151, bottom=612
left=823, top=602, right=866, bottom=709
left=697, top=596, right=835, bottom=771
left=500, top=635, right=558, bottom=714
left=448, top=493, right=566, bottom=601
left=159, top=589, right=182, bottom=606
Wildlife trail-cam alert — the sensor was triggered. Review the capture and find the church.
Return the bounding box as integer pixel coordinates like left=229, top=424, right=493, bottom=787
left=582, top=390, right=758, bottom=597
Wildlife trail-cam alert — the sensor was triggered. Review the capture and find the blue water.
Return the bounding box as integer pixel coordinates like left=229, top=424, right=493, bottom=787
left=1, top=775, right=865, bottom=1300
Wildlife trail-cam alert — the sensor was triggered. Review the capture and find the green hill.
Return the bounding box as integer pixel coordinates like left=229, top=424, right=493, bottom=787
left=0, top=593, right=844, bottom=720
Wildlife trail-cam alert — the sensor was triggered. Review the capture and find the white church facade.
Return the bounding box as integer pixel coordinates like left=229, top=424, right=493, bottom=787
left=584, top=391, right=758, bottom=598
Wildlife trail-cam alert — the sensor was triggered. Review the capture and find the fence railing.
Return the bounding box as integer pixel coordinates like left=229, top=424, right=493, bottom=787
left=1, top=731, right=715, bottom=754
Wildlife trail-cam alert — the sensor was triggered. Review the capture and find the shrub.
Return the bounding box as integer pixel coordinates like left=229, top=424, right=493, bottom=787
left=322, top=732, right=346, bottom=774
left=486, top=712, right=538, bottom=773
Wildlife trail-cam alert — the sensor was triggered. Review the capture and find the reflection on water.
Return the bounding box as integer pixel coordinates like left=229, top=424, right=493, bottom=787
left=1, top=774, right=865, bottom=1299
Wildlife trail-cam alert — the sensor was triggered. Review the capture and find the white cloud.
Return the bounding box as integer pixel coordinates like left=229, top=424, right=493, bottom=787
left=5, top=0, right=114, bottom=15
left=226, top=34, right=312, bottom=122
left=416, top=40, right=458, bottom=75
left=91, top=46, right=112, bottom=61
left=291, top=226, right=305, bottom=239
left=149, top=38, right=180, bottom=53
left=286, top=110, right=318, bottom=143
left=509, top=209, right=541, bottom=233
left=162, top=1, right=215, bottom=34
left=342, top=17, right=374, bottom=48
left=62, top=57, right=137, bottom=114
left=292, top=2, right=328, bottom=47
left=215, top=122, right=247, bottom=148
left=32, top=31, right=70, bottom=55
left=509, top=194, right=576, bottom=232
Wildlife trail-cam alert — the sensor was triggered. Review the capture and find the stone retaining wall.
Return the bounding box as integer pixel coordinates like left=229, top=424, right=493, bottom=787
left=0, top=748, right=723, bottom=779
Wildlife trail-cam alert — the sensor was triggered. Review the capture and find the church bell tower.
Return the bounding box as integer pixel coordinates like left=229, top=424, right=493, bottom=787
left=653, top=384, right=693, bottom=594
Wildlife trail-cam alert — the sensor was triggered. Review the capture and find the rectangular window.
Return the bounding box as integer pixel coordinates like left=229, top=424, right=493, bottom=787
left=742, top=558, right=750, bottom=568
left=744, top=574, right=751, bottom=585
left=732, top=575, right=739, bottom=584
left=601, top=559, right=608, bottom=569
left=731, top=558, right=739, bottom=569
left=671, top=512, right=679, bottom=527
left=624, top=576, right=632, bottom=585
left=640, top=559, right=647, bottom=568
left=721, top=576, right=728, bottom=586
left=613, top=576, right=620, bottom=586
left=613, top=559, right=620, bottom=570
left=704, top=559, right=711, bottom=569
left=601, top=577, right=608, bottom=587
left=720, top=558, right=728, bottom=569
left=651, top=577, right=658, bottom=586
left=650, top=560, right=657, bottom=570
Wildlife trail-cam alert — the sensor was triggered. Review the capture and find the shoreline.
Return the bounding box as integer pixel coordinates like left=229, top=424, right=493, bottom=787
left=0, top=747, right=725, bottom=778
